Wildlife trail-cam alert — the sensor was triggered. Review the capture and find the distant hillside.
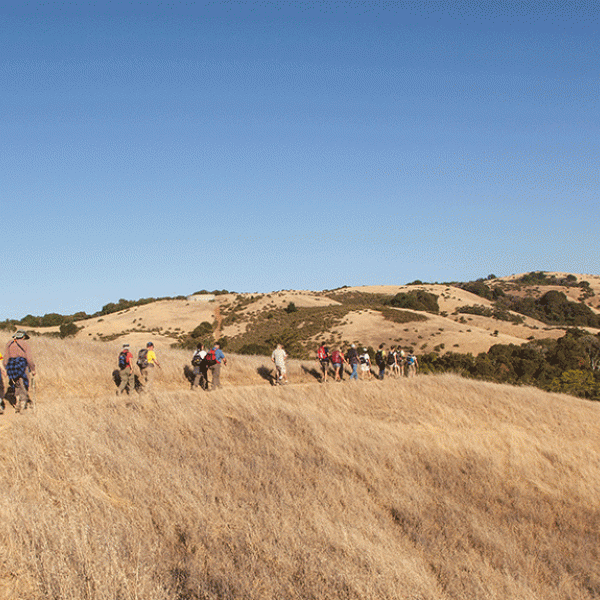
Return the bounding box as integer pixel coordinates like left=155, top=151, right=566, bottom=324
left=0, top=359, right=598, bottom=599
left=8, top=271, right=599, bottom=357
left=3, top=272, right=598, bottom=400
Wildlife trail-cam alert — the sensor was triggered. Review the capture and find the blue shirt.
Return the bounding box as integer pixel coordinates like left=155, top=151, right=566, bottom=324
left=214, top=348, right=225, bottom=363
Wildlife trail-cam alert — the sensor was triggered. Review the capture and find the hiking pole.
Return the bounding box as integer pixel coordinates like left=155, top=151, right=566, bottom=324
left=29, top=374, right=36, bottom=410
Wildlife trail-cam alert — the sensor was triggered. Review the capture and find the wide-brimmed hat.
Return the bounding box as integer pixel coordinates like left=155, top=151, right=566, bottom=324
left=13, top=330, right=30, bottom=340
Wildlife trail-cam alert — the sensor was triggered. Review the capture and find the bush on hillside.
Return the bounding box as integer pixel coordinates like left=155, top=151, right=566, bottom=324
left=59, top=321, right=81, bottom=338
left=455, top=281, right=505, bottom=301
left=387, top=290, right=439, bottom=314
left=191, top=322, right=214, bottom=338
left=0, top=320, right=15, bottom=331
left=420, top=329, right=600, bottom=400
left=238, top=343, right=271, bottom=356
left=455, top=304, right=524, bottom=324
left=378, top=308, right=428, bottom=324
left=498, top=291, right=600, bottom=327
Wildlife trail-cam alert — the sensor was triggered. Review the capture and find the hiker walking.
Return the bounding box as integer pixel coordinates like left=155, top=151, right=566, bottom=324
left=206, top=342, right=226, bottom=390
left=397, top=348, right=406, bottom=377
left=137, top=342, right=160, bottom=391
left=4, top=330, right=36, bottom=413
left=387, top=346, right=398, bottom=377
left=271, top=343, right=288, bottom=385
left=0, top=349, right=5, bottom=414
left=191, top=343, right=208, bottom=390
left=346, top=344, right=360, bottom=381
left=406, top=352, right=419, bottom=378
left=331, top=347, right=344, bottom=382
left=359, top=348, right=372, bottom=380
left=317, top=342, right=330, bottom=383
left=116, top=343, right=134, bottom=395
left=375, top=344, right=386, bottom=380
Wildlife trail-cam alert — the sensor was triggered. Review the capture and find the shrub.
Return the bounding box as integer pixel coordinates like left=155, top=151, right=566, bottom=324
left=497, top=291, right=600, bottom=327
left=59, top=322, right=81, bottom=338
left=378, top=308, right=428, bottom=324
left=387, top=290, right=439, bottom=314
left=238, top=343, right=271, bottom=356
left=191, top=322, right=214, bottom=338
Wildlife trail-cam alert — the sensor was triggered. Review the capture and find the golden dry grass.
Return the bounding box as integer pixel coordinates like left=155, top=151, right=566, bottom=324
left=0, top=337, right=599, bottom=599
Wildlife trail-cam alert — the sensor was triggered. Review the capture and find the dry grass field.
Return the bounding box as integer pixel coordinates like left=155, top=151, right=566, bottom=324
left=0, top=336, right=599, bottom=599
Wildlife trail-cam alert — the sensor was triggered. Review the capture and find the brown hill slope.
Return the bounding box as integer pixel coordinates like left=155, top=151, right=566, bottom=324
left=23, top=272, right=600, bottom=357
left=0, top=338, right=599, bottom=599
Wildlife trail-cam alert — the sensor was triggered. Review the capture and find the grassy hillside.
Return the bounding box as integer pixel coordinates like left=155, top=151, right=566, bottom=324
left=0, top=338, right=599, bottom=599
left=8, top=272, right=599, bottom=365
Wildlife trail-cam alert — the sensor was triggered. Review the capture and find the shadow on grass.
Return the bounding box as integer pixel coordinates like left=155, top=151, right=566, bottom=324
left=257, top=366, right=276, bottom=386
left=183, top=365, right=195, bottom=386
left=112, top=369, right=142, bottom=393
left=301, top=365, right=321, bottom=382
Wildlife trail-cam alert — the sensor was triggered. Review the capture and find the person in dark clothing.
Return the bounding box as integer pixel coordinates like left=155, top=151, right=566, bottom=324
left=4, top=330, right=36, bottom=413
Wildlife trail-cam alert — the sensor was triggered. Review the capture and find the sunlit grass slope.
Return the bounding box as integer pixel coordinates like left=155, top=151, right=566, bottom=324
left=0, top=337, right=599, bottom=599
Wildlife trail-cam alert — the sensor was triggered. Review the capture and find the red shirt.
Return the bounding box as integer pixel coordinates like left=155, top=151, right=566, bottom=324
left=120, top=350, right=133, bottom=368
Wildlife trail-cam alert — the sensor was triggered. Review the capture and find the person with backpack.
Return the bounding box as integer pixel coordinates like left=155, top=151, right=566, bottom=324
left=3, top=330, right=36, bottom=413
left=116, top=343, right=134, bottom=395
left=397, top=348, right=406, bottom=377
left=359, top=347, right=372, bottom=380
left=0, top=349, right=6, bottom=414
left=191, top=343, right=207, bottom=390
left=203, top=342, right=226, bottom=390
left=330, top=347, right=344, bottom=382
left=407, top=352, right=419, bottom=378
left=387, top=346, right=398, bottom=377
left=375, top=343, right=387, bottom=380
left=317, top=342, right=330, bottom=383
left=137, top=341, right=160, bottom=391
left=346, top=344, right=360, bottom=381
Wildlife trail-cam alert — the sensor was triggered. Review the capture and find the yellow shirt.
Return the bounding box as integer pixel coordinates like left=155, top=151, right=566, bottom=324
left=147, top=349, right=157, bottom=365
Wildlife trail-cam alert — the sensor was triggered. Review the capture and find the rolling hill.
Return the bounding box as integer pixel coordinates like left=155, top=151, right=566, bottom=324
left=0, top=338, right=598, bottom=599
left=15, top=272, right=600, bottom=361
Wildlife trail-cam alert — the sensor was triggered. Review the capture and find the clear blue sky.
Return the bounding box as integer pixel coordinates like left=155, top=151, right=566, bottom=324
left=1, top=1, right=598, bottom=319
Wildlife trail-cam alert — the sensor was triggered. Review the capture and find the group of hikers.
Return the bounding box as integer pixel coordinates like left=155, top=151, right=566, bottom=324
left=116, top=341, right=228, bottom=394
left=316, top=342, right=418, bottom=383
left=116, top=340, right=418, bottom=393
left=0, top=331, right=419, bottom=413
left=265, top=342, right=419, bottom=386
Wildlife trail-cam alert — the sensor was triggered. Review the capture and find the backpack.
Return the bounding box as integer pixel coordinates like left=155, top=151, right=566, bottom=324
left=118, top=351, right=129, bottom=369
left=375, top=350, right=384, bottom=366
left=387, top=351, right=396, bottom=366
left=359, top=354, right=367, bottom=364
left=318, top=346, right=329, bottom=360
left=203, top=349, right=218, bottom=366
left=191, top=351, right=203, bottom=367
left=331, top=350, right=341, bottom=363
left=137, top=348, right=149, bottom=368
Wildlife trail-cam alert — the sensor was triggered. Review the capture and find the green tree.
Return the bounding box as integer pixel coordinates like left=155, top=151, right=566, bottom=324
left=59, top=322, right=81, bottom=338
left=550, top=370, right=598, bottom=399
left=388, top=290, right=439, bottom=314
left=191, top=322, right=214, bottom=338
